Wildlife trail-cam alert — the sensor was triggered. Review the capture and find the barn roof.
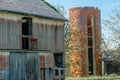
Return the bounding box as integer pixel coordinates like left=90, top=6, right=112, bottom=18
left=102, top=51, right=120, bottom=62
left=0, top=0, right=66, bottom=21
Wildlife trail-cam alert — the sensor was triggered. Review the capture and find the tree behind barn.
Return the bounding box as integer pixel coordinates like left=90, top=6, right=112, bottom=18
left=103, top=6, right=120, bottom=54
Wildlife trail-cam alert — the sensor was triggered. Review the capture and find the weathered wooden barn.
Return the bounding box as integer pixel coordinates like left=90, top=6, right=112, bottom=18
left=103, top=52, right=120, bottom=75
left=0, top=0, right=66, bottom=80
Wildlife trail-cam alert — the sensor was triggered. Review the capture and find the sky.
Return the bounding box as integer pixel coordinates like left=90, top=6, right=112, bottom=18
left=46, top=0, right=120, bottom=20
left=46, top=0, right=120, bottom=49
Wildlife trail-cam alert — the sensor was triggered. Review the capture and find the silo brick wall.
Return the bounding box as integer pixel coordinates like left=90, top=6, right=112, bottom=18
left=69, top=7, right=102, bottom=77
left=94, top=10, right=102, bottom=76
left=95, top=52, right=102, bottom=76
left=69, top=8, right=88, bottom=77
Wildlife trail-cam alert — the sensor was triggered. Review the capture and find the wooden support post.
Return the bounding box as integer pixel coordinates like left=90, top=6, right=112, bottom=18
left=92, top=15, right=96, bottom=75
left=45, top=68, right=50, bottom=80
left=50, top=69, right=55, bottom=80
left=59, top=68, right=61, bottom=80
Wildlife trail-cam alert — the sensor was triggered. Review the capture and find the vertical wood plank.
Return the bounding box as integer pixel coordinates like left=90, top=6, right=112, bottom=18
left=9, top=51, right=40, bottom=80
left=45, top=68, right=50, bottom=80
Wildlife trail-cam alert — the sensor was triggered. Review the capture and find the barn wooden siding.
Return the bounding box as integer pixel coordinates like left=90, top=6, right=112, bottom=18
left=0, top=12, right=21, bottom=49
left=0, top=12, right=64, bottom=52
left=33, top=20, right=64, bottom=52
left=0, top=50, right=58, bottom=80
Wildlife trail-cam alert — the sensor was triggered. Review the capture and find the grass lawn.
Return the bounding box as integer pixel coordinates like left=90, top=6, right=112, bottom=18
left=66, top=74, right=120, bottom=80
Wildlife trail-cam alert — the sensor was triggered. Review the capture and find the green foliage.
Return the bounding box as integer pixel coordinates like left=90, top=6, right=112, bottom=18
left=101, top=37, right=109, bottom=52
left=43, top=1, right=59, bottom=13
left=56, top=5, right=67, bottom=16
left=66, top=74, right=120, bottom=80
left=43, top=1, right=66, bottom=16
left=64, top=22, right=70, bottom=76
left=111, top=62, right=120, bottom=74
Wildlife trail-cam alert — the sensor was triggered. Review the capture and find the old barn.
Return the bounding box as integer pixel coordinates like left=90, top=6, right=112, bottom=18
left=0, top=0, right=66, bottom=80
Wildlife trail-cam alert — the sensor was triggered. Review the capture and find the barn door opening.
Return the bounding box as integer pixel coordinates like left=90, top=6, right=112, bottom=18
left=9, top=51, right=40, bottom=80
left=22, top=17, right=32, bottom=49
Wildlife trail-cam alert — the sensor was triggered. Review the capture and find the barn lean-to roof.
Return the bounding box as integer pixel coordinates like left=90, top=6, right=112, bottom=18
left=0, top=0, right=67, bottom=21
left=103, top=51, right=120, bottom=62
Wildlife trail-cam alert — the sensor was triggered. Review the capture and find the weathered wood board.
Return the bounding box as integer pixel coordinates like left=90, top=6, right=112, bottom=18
left=9, top=51, right=40, bottom=80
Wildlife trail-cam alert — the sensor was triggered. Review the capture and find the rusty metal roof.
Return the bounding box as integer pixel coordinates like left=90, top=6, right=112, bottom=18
left=0, top=0, right=66, bottom=21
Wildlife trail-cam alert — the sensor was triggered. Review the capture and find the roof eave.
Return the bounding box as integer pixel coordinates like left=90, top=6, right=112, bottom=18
left=0, top=10, right=68, bottom=21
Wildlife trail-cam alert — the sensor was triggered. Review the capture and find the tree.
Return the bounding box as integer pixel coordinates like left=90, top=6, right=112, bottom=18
left=56, top=5, right=67, bottom=16
left=44, top=0, right=67, bottom=16
left=103, top=6, right=120, bottom=74
left=103, top=6, right=120, bottom=50
left=101, top=36, right=108, bottom=52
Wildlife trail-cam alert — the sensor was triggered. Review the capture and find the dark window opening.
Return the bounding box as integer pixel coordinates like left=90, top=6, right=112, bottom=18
left=22, top=17, right=32, bottom=49
left=22, top=37, right=29, bottom=49
left=87, top=16, right=91, bottom=26
left=22, top=17, right=32, bottom=35
left=54, top=53, right=63, bottom=68
left=88, top=48, right=94, bottom=75
left=54, top=53, right=64, bottom=75
left=88, top=27, right=92, bottom=36
left=88, top=38, right=92, bottom=46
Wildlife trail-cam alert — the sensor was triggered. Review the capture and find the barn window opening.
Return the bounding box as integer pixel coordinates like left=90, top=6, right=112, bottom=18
left=22, top=17, right=32, bottom=35
left=22, top=37, right=29, bottom=49
left=54, top=53, right=64, bottom=75
left=88, top=48, right=94, bottom=75
left=22, top=17, right=32, bottom=49
left=54, top=53, right=63, bottom=68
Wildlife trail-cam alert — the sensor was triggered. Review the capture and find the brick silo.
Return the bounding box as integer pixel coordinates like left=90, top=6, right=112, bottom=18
left=69, top=7, right=102, bottom=77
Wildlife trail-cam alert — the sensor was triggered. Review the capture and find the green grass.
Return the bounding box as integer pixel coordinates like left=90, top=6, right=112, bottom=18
left=66, top=74, right=120, bottom=80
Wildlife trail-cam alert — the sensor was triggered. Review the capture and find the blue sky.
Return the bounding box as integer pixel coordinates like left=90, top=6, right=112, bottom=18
left=46, top=0, right=120, bottom=20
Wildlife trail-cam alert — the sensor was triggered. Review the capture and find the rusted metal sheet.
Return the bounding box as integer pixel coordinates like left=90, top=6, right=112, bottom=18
left=39, top=53, right=55, bottom=68
left=0, top=52, right=9, bottom=80
left=0, top=53, right=9, bottom=69
left=40, top=55, right=45, bottom=68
